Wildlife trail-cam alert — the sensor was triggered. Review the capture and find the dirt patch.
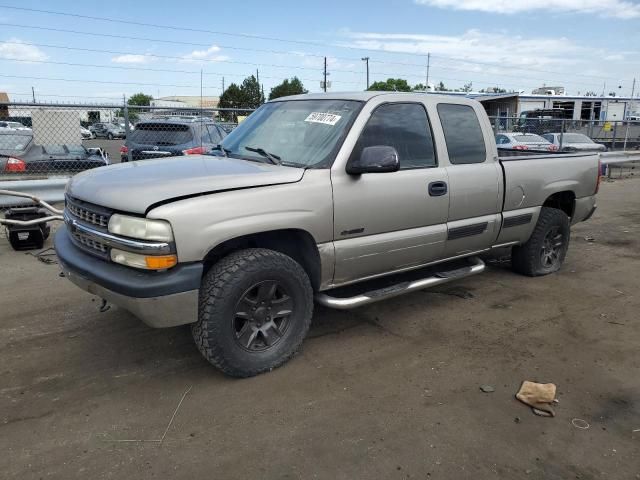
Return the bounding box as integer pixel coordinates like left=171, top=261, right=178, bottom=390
left=1, top=178, right=639, bottom=479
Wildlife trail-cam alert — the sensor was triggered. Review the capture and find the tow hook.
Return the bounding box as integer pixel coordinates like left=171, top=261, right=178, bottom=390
left=98, top=298, right=111, bottom=313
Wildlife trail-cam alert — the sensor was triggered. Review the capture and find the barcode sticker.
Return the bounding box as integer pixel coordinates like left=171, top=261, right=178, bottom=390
left=304, top=112, right=342, bottom=126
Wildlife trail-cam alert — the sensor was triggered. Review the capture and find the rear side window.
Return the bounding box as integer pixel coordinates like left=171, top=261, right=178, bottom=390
left=0, top=134, right=30, bottom=151
left=130, top=123, right=194, bottom=145
left=350, top=103, right=436, bottom=169
left=205, top=124, right=223, bottom=143
left=437, top=104, right=486, bottom=164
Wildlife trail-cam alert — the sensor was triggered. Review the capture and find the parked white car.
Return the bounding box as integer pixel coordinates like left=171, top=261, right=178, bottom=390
left=80, top=126, right=93, bottom=140
left=0, top=121, right=32, bottom=131
left=496, top=132, right=557, bottom=151
left=542, top=133, right=606, bottom=152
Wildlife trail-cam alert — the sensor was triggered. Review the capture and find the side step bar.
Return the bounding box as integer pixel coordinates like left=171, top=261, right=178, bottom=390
left=315, top=257, right=485, bottom=310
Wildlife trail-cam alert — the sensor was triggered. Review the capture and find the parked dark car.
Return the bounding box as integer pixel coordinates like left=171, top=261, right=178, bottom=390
left=120, top=117, right=227, bottom=162
left=516, top=109, right=566, bottom=134
left=89, top=122, right=126, bottom=140
left=0, top=130, right=109, bottom=175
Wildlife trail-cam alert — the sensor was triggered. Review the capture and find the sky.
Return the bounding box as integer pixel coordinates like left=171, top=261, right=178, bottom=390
left=0, top=0, right=638, bottom=104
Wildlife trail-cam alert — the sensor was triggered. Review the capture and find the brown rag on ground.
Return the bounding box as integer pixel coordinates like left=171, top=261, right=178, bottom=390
left=516, top=381, right=557, bottom=417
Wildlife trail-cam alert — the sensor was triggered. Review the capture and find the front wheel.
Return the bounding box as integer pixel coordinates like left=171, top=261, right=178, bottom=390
left=192, top=248, right=313, bottom=377
left=107, top=133, right=114, bottom=140
left=511, top=207, right=570, bottom=276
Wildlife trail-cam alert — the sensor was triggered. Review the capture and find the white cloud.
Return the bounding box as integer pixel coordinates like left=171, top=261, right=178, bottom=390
left=181, top=44, right=228, bottom=62
left=111, top=54, right=155, bottom=64
left=342, top=29, right=582, bottom=70
left=415, top=0, right=640, bottom=19
left=0, top=38, right=48, bottom=62
left=338, top=29, right=637, bottom=93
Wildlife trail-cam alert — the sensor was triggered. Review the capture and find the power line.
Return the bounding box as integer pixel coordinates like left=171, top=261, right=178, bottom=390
left=0, top=73, right=211, bottom=89
left=0, top=58, right=363, bottom=86
left=0, top=40, right=363, bottom=74
left=6, top=91, right=123, bottom=99
left=0, top=22, right=327, bottom=60
left=0, top=4, right=630, bottom=84
left=0, top=40, right=606, bottom=91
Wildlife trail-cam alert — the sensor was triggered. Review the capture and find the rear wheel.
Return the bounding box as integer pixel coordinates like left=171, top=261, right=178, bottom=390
left=107, top=133, right=114, bottom=140
left=192, top=248, right=313, bottom=377
left=511, top=207, right=570, bottom=276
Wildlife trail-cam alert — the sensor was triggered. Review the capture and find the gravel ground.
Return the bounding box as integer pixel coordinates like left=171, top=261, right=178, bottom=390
left=1, top=178, right=639, bottom=480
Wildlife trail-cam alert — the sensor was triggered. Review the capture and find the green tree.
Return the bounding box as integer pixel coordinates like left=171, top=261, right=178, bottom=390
left=412, top=83, right=428, bottom=91
left=218, top=83, right=245, bottom=121
left=462, top=82, right=473, bottom=93
left=269, top=77, right=308, bottom=100
left=241, top=75, right=264, bottom=109
left=435, top=81, right=450, bottom=92
left=127, top=92, right=153, bottom=106
left=367, top=78, right=411, bottom=92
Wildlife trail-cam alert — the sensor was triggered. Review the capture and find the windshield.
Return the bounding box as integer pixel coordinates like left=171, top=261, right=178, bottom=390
left=221, top=99, right=363, bottom=167
left=0, top=133, right=31, bottom=151
left=562, top=133, right=593, bottom=144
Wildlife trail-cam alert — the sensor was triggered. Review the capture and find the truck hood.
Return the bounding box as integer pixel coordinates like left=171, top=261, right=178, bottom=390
left=67, top=155, right=305, bottom=214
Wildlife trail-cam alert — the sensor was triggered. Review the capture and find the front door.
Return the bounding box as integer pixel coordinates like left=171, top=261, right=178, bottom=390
left=331, top=102, right=450, bottom=286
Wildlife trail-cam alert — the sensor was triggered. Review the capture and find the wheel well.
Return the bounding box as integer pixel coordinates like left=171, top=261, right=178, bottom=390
left=543, top=191, right=575, bottom=218
left=203, top=229, right=322, bottom=291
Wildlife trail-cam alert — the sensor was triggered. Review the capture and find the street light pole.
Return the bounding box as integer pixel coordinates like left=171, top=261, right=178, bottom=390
left=323, top=57, right=328, bottom=93
left=361, top=56, right=369, bottom=89
left=426, top=52, right=431, bottom=91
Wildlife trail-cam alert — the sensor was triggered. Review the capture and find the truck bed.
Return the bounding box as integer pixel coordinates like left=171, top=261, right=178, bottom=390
left=499, top=151, right=599, bottom=212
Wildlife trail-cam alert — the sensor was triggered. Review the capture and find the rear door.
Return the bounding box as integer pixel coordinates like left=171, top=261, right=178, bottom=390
left=331, top=101, right=449, bottom=285
left=436, top=102, right=502, bottom=257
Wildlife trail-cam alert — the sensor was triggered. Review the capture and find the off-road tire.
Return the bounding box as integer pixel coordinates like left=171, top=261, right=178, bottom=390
left=192, top=248, right=313, bottom=377
left=511, top=207, right=570, bottom=277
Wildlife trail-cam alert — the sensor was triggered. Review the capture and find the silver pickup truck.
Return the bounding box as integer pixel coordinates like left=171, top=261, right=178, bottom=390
left=54, top=92, right=600, bottom=377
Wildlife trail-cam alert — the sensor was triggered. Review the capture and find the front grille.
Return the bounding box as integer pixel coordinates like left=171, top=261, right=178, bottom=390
left=70, top=230, right=109, bottom=257
left=65, top=195, right=111, bottom=228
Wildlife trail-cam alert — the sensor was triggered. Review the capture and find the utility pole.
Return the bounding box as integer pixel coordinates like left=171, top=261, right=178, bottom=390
left=623, top=77, right=636, bottom=151
left=31, top=86, right=35, bottom=103
left=256, top=68, right=259, bottom=84
left=361, top=57, right=369, bottom=90
left=426, top=53, right=431, bottom=91
left=323, top=57, right=327, bottom=93
left=222, top=77, right=225, bottom=92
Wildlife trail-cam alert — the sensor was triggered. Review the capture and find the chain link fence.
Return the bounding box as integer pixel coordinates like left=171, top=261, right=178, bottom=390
left=488, top=116, right=640, bottom=151
left=0, top=102, right=253, bottom=248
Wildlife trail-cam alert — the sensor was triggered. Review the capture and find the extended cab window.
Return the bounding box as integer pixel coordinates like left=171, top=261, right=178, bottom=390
left=350, top=103, right=436, bottom=169
left=437, top=104, right=486, bottom=164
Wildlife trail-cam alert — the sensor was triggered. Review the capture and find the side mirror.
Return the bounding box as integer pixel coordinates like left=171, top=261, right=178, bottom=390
left=347, top=145, right=400, bottom=174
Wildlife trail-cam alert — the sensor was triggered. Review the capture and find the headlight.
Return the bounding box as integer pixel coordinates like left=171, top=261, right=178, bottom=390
left=108, top=214, right=174, bottom=242
left=110, top=248, right=177, bottom=270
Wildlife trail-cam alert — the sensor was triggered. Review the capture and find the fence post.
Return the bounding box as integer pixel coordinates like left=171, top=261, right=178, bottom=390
left=491, top=116, right=498, bottom=136
left=611, top=121, right=617, bottom=151
left=123, top=102, right=133, bottom=162
left=559, top=119, right=565, bottom=150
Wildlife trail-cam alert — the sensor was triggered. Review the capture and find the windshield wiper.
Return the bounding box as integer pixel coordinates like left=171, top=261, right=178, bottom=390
left=211, top=144, right=232, bottom=157
left=245, top=146, right=282, bottom=165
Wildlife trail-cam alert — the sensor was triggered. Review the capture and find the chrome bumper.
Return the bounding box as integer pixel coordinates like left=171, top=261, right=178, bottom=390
left=62, top=264, right=199, bottom=328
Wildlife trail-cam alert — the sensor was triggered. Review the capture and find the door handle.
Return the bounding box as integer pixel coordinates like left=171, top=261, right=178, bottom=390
left=428, top=181, right=448, bottom=196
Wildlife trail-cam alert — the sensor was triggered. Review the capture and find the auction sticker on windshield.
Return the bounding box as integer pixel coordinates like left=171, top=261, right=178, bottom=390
left=305, top=112, right=342, bottom=126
